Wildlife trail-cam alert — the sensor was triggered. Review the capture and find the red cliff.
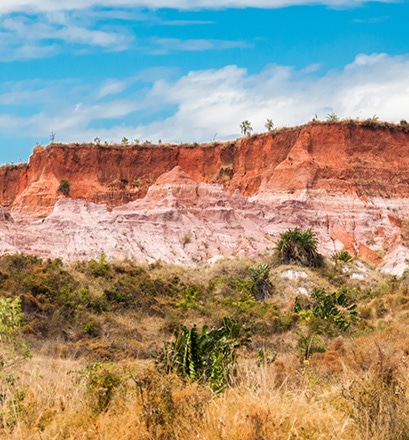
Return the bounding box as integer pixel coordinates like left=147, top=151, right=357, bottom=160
left=1, top=121, right=409, bottom=273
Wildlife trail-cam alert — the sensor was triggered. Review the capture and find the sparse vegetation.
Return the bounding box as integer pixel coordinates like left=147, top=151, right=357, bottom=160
left=0, top=229, right=409, bottom=438
left=326, top=112, right=339, bottom=122
left=363, top=114, right=381, bottom=129
left=182, top=234, right=191, bottom=247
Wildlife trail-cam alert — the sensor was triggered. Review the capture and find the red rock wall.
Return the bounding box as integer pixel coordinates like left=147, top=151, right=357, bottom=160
left=1, top=122, right=409, bottom=218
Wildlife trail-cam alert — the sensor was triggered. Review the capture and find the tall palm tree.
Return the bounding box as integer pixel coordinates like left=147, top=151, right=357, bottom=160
left=264, top=119, right=274, bottom=132
left=240, top=120, right=253, bottom=136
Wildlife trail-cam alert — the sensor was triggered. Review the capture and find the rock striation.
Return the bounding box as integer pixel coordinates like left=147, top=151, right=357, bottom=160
left=1, top=121, right=409, bottom=274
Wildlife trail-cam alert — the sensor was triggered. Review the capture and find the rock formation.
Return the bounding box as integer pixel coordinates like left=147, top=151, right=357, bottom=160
left=1, top=121, right=409, bottom=274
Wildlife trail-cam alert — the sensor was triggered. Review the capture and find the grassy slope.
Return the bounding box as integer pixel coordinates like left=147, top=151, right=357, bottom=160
left=0, top=253, right=409, bottom=439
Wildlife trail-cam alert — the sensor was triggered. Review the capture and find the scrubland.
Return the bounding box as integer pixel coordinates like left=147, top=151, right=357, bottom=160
left=0, top=253, right=408, bottom=439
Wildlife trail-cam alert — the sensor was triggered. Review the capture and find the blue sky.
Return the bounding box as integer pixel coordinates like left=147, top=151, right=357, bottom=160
left=0, top=0, right=408, bottom=164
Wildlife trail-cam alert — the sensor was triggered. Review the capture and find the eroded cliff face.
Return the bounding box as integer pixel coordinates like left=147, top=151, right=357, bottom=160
left=1, top=121, right=409, bottom=274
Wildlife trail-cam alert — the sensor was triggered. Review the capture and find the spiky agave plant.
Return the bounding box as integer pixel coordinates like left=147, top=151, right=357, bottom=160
left=275, top=227, right=322, bottom=267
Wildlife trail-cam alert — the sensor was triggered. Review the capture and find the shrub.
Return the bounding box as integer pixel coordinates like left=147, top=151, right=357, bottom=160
left=332, top=250, right=353, bottom=263
left=343, top=346, right=409, bottom=439
left=57, top=179, right=70, bottom=196
left=294, top=287, right=359, bottom=332
left=363, top=115, right=381, bottom=129
left=0, top=296, right=23, bottom=342
left=275, top=227, right=322, bottom=267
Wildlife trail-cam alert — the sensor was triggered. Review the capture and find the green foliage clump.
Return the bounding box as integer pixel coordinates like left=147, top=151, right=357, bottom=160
left=176, top=285, right=202, bottom=311
left=155, top=317, right=251, bottom=393
left=57, top=179, right=70, bottom=196
left=275, top=227, right=322, bottom=267
left=362, top=115, right=380, bottom=129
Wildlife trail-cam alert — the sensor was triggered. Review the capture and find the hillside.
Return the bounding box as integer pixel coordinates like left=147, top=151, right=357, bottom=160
left=0, top=250, right=408, bottom=439
left=1, top=120, right=409, bottom=273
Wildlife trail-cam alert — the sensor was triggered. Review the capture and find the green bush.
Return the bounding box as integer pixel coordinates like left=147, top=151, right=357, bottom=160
left=79, top=362, right=122, bottom=412
left=294, top=287, right=359, bottom=333
left=0, top=297, right=23, bottom=342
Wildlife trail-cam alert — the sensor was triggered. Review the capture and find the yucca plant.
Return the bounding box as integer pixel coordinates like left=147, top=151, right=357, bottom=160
left=248, top=264, right=273, bottom=301
left=275, top=227, right=322, bottom=267
left=155, top=317, right=251, bottom=393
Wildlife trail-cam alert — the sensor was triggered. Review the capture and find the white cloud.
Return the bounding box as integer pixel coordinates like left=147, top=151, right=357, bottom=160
left=1, top=53, right=409, bottom=145
left=0, top=0, right=395, bottom=14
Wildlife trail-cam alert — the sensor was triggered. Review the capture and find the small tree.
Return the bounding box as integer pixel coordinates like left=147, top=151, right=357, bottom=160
left=275, top=227, right=322, bottom=267
left=264, top=119, right=274, bottom=132
left=121, top=137, right=129, bottom=145
left=240, top=120, right=253, bottom=136
left=0, top=296, right=29, bottom=368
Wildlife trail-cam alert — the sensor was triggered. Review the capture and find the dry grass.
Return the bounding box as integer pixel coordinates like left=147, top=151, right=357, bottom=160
left=4, top=324, right=409, bottom=440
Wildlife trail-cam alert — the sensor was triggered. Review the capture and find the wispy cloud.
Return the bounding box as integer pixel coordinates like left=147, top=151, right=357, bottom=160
left=152, top=38, right=252, bottom=53
left=0, top=0, right=396, bottom=14
left=0, top=11, right=133, bottom=60
left=1, top=53, right=408, bottom=145
left=353, top=16, right=390, bottom=23
left=0, top=7, right=248, bottom=60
